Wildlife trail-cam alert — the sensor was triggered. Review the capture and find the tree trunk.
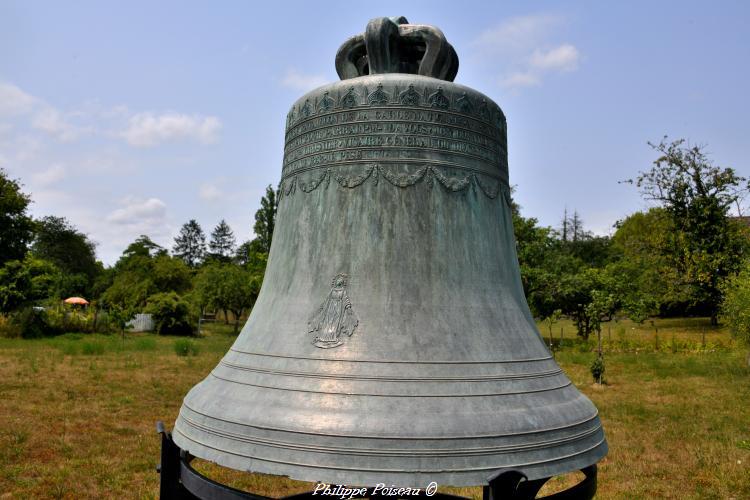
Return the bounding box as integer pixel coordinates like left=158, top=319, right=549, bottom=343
left=582, top=317, right=591, bottom=341
left=232, top=310, right=242, bottom=335
left=710, top=313, right=718, bottom=327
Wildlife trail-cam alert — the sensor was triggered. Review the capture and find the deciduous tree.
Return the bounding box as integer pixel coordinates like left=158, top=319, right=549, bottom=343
left=630, top=138, right=750, bottom=324
left=31, top=216, right=100, bottom=296
left=102, top=238, right=192, bottom=310
left=194, top=263, right=260, bottom=333
left=251, top=185, right=278, bottom=253
left=0, top=256, right=60, bottom=313
left=0, top=169, right=35, bottom=266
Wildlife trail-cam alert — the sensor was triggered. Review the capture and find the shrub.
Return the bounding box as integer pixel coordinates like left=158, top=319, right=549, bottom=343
left=145, top=292, right=195, bottom=336
left=174, top=338, right=199, bottom=356
left=721, top=264, right=750, bottom=365
left=590, top=355, right=606, bottom=384
left=11, top=307, right=62, bottom=338
left=0, top=314, right=20, bottom=338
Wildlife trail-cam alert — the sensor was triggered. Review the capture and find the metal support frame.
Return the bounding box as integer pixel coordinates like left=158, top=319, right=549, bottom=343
left=157, top=422, right=597, bottom=500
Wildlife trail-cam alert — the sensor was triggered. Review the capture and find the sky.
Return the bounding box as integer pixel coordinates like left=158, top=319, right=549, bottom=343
left=1, top=1, right=749, bottom=265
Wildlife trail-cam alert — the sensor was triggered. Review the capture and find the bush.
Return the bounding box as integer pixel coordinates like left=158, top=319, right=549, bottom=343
left=174, top=338, right=199, bottom=356
left=722, top=265, right=750, bottom=365
left=721, top=265, right=750, bottom=346
left=145, top=292, right=195, bottom=336
left=11, top=308, right=62, bottom=338
left=0, top=314, right=19, bottom=338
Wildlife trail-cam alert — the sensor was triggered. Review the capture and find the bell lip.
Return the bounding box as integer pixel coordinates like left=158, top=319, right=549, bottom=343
left=172, top=415, right=607, bottom=487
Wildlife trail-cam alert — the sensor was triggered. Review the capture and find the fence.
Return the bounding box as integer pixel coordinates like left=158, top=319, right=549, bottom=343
left=127, top=313, right=154, bottom=332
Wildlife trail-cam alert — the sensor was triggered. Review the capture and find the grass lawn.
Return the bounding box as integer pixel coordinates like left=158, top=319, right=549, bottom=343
left=0, top=319, right=748, bottom=499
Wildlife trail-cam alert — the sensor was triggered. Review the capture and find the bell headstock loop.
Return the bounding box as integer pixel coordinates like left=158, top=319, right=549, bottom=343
left=335, top=16, right=459, bottom=82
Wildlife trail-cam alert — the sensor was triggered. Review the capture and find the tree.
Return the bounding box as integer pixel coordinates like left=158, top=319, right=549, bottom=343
left=234, top=240, right=252, bottom=266
left=0, top=256, right=60, bottom=313
left=102, top=237, right=192, bottom=311
left=251, top=185, right=278, bottom=253
left=555, top=267, right=618, bottom=340
left=611, top=209, right=682, bottom=318
left=194, top=263, right=260, bottom=333
left=568, top=210, right=587, bottom=243
left=209, top=219, right=236, bottom=262
left=0, top=169, right=35, bottom=266
left=107, top=304, right=136, bottom=340
left=31, top=216, right=99, bottom=296
left=121, top=235, right=166, bottom=260
left=555, top=210, right=612, bottom=267
left=152, top=255, right=192, bottom=294
left=721, top=262, right=750, bottom=366
left=512, top=208, right=560, bottom=317
left=173, top=219, right=207, bottom=267
left=145, top=292, right=195, bottom=336
left=630, top=138, right=750, bottom=324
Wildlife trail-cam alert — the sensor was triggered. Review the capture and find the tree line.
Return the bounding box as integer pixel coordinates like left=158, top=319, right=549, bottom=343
left=0, top=174, right=278, bottom=337
left=514, top=138, right=750, bottom=350
left=1, top=137, right=749, bottom=355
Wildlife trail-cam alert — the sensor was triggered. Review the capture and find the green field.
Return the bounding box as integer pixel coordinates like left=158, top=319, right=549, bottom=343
left=0, top=319, right=748, bottom=499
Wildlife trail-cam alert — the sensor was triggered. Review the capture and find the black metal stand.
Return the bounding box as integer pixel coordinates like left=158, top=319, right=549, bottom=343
left=157, top=422, right=597, bottom=500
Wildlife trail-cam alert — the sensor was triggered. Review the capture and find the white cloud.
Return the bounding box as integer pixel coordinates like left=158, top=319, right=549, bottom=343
left=475, top=14, right=582, bottom=91
left=199, top=182, right=223, bottom=202
left=281, top=69, right=328, bottom=92
left=499, top=43, right=580, bottom=89
left=31, top=107, right=83, bottom=142
left=0, top=82, right=84, bottom=141
left=529, top=44, right=580, bottom=72
left=1, top=81, right=222, bottom=147
left=500, top=72, right=541, bottom=89
left=474, top=14, right=563, bottom=55
left=0, top=82, right=37, bottom=116
left=106, top=197, right=167, bottom=225
left=122, top=112, right=222, bottom=147
left=32, top=164, right=66, bottom=186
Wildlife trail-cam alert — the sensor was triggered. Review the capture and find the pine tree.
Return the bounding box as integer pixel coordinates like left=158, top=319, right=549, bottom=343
left=209, top=219, right=236, bottom=261
left=172, top=219, right=206, bottom=267
left=570, top=211, right=583, bottom=243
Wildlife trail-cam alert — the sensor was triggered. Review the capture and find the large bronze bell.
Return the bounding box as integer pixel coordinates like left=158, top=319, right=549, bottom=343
left=172, top=16, right=607, bottom=490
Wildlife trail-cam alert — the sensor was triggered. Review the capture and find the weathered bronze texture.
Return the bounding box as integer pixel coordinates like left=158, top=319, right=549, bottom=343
left=336, top=16, right=458, bottom=81
left=157, top=422, right=597, bottom=499
left=172, top=17, right=607, bottom=488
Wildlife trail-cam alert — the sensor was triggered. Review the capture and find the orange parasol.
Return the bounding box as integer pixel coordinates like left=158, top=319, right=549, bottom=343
left=64, top=297, right=89, bottom=305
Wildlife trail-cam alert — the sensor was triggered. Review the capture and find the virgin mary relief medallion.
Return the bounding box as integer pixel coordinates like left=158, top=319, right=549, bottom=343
left=308, top=273, right=359, bottom=348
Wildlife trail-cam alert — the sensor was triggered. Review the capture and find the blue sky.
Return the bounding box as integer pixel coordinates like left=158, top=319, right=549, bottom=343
left=1, top=1, right=748, bottom=264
